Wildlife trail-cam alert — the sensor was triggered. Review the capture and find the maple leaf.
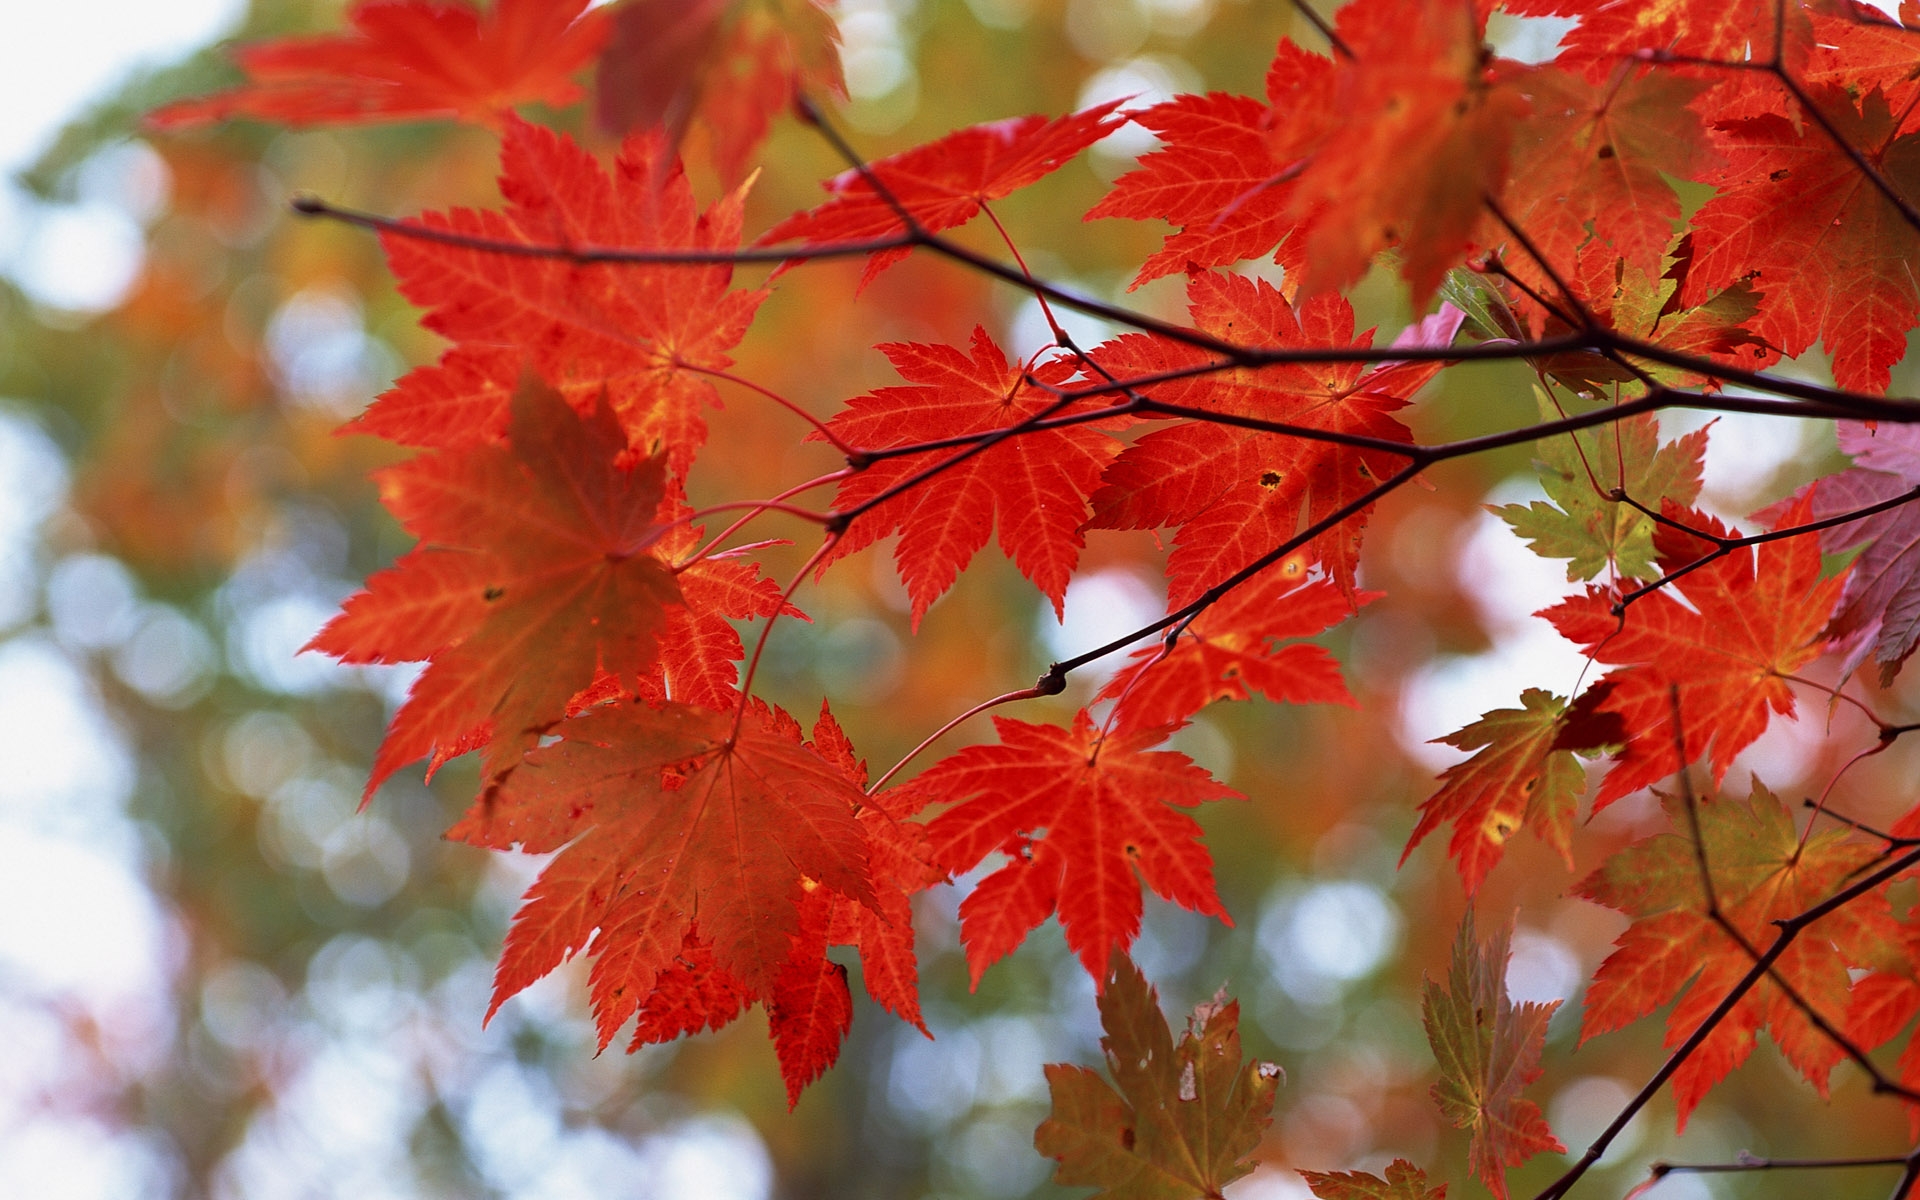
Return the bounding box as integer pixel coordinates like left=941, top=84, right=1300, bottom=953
left=1090, top=0, right=1524, bottom=300
left=1807, top=4, right=1920, bottom=120
left=1843, top=920, right=1920, bottom=1134
left=1502, top=0, right=1808, bottom=74
left=593, top=0, right=843, bottom=183
left=624, top=929, right=751, bottom=1045
left=1545, top=496, right=1844, bottom=810
left=1576, top=779, right=1900, bottom=1127
left=1681, top=84, right=1920, bottom=394
left=596, top=705, right=936, bottom=1091
left=650, top=519, right=802, bottom=710
left=817, top=327, right=1128, bottom=628
left=1495, top=399, right=1708, bottom=582
left=810, top=709, right=943, bottom=1032
left=1034, top=954, right=1280, bottom=1200
left=759, top=100, right=1127, bottom=287
left=1299, top=1161, right=1447, bottom=1200
left=148, top=0, right=609, bottom=130
left=310, top=375, right=683, bottom=798
left=1785, top=422, right=1920, bottom=682
left=1084, top=272, right=1416, bottom=603
left=450, top=696, right=903, bottom=1104
left=1095, top=566, right=1375, bottom=734
left=1495, top=64, right=1718, bottom=285
left=1423, top=911, right=1564, bottom=1199
left=1283, top=0, right=1527, bottom=300
left=911, top=710, right=1242, bottom=986
left=1405, top=689, right=1586, bottom=895
left=1085, top=53, right=1327, bottom=289
left=358, top=116, right=765, bottom=475
left=1490, top=238, right=1778, bottom=393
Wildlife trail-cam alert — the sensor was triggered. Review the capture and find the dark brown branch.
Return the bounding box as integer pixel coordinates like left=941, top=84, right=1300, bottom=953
left=1648, top=1151, right=1914, bottom=1177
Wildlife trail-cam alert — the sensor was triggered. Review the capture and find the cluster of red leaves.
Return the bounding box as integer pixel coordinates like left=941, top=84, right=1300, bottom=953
left=153, top=0, right=1920, bottom=1185
left=1095, top=0, right=1920, bottom=391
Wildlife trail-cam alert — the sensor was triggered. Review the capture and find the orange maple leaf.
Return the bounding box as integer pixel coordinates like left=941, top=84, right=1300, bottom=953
left=355, top=116, right=765, bottom=475
left=1406, top=689, right=1585, bottom=895
left=1496, top=64, right=1719, bottom=287
left=1503, top=0, right=1810, bottom=76
left=1091, top=0, right=1524, bottom=301
left=452, top=697, right=911, bottom=1105
left=148, top=0, right=609, bottom=130
left=309, top=376, right=684, bottom=798
left=1283, top=0, right=1528, bottom=300
left=1578, top=781, right=1899, bottom=1127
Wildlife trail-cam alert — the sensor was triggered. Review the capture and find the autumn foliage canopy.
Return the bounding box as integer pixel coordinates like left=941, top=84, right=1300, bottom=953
left=140, top=0, right=1920, bottom=1195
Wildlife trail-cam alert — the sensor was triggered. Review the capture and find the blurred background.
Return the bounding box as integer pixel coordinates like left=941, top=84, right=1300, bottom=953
left=8, top=1, right=1920, bottom=1198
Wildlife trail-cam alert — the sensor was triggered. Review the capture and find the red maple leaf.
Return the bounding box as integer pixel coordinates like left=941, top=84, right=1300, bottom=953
left=570, top=705, right=935, bottom=1099
left=148, top=0, right=609, bottom=130
left=1405, top=689, right=1586, bottom=895
left=1577, top=781, right=1899, bottom=1127
left=1807, top=4, right=1920, bottom=120
left=1281, top=0, right=1527, bottom=300
left=908, top=710, right=1242, bottom=986
left=1680, top=85, right=1920, bottom=393
left=1503, top=0, right=1808, bottom=75
left=1095, top=565, right=1374, bottom=733
left=1496, top=64, right=1719, bottom=286
left=809, top=708, right=943, bottom=1033
left=594, top=0, right=844, bottom=183
left=1084, top=271, right=1418, bottom=604
left=1090, top=0, right=1524, bottom=300
left=451, top=696, right=911, bottom=1105
left=817, top=327, right=1128, bottom=628
left=1546, top=496, right=1844, bottom=810
left=759, top=101, right=1126, bottom=287
left=649, top=520, right=802, bottom=711
left=1084, top=52, right=1327, bottom=289
left=309, top=376, right=684, bottom=798
left=1843, top=920, right=1920, bottom=1134
left=356, top=116, right=765, bottom=475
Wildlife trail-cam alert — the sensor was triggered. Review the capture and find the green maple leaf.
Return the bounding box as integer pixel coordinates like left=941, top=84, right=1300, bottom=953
left=1423, top=911, right=1564, bottom=1200
left=1495, top=389, right=1706, bottom=581
left=1035, top=955, right=1281, bottom=1200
